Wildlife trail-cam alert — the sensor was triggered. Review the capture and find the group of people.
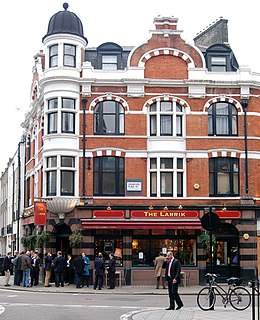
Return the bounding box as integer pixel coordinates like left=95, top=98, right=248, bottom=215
left=154, top=251, right=184, bottom=311
left=93, top=252, right=116, bottom=290
left=4, top=250, right=41, bottom=287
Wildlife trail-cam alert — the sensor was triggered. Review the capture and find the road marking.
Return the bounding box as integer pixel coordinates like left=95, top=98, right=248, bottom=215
left=0, top=305, right=5, bottom=315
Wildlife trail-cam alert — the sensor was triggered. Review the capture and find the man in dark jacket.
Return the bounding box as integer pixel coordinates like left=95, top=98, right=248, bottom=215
left=165, top=251, right=183, bottom=310
left=44, top=252, right=53, bottom=287
left=107, top=253, right=116, bottom=289
left=73, top=255, right=85, bottom=288
left=94, top=253, right=105, bottom=290
left=53, top=251, right=65, bottom=287
left=3, top=252, right=12, bottom=286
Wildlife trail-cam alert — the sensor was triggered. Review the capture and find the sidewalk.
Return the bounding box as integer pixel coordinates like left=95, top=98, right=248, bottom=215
left=0, top=276, right=253, bottom=320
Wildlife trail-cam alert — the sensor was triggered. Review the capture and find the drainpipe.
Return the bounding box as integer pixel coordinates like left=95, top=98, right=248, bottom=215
left=82, top=98, right=88, bottom=197
left=241, top=100, right=249, bottom=195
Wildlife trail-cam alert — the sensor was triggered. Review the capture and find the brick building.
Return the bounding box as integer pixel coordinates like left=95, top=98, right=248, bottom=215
left=20, top=4, right=260, bottom=285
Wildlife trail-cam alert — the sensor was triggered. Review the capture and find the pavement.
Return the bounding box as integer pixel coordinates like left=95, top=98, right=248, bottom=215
left=0, top=275, right=254, bottom=320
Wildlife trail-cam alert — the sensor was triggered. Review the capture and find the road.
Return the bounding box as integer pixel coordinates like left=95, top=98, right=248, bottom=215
left=0, top=289, right=197, bottom=320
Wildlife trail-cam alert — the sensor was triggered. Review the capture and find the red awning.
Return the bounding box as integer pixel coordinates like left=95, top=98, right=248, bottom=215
left=81, top=220, right=201, bottom=230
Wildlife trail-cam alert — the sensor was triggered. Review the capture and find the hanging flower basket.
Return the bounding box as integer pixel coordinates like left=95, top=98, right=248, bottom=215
left=69, top=231, right=83, bottom=247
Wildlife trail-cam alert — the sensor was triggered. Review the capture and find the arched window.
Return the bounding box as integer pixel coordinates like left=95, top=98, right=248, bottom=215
left=208, top=102, right=238, bottom=136
left=94, top=101, right=125, bottom=135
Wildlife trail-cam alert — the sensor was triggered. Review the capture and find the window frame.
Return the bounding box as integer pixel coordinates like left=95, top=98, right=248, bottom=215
left=149, top=101, right=184, bottom=137
left=149, top=157, right=184, bottom=197
left=94, top=156, right=125, bottom=196
left=49, top=44, right=58, bottom=68
left=94, top=101, right=125, bottom=135
left=208, top=102, right=238, bottom=136
left=46, top=155, right=76, bottom=197
left=209, top=157, right=239, bottom=197
left=63, top=44, right=76, bottom=67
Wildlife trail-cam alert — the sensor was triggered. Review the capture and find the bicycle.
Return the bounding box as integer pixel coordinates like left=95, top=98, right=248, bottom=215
left=197, top=273, right=251, bottom=311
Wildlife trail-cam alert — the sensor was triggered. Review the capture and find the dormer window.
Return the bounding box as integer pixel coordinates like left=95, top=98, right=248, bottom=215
left=97, top=42, right=123, bottom=70
left=64, top=44, right=76, bottom=67
left=205, top=44, right=238, bottom=72
left=102, top=55, right=118, bottom=70
left=210, top=56, right=227, bottom=72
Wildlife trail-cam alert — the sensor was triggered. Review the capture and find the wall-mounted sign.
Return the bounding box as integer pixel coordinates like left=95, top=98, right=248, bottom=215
left=130, top=210, right=199, bottom=219
left=92, top=211, right=125, bottom=219
left=126, top=179, right=142, bottom=192
left=215, top=210, right=241, bottom=219
left=34, top=202, right=47, bottom=226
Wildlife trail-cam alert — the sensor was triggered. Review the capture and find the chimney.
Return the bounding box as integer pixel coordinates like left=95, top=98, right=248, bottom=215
left=153, top=16, right=178, bottom=31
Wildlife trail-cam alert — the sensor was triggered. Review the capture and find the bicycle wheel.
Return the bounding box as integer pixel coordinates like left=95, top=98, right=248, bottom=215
left=197, top=287, right=216, bottom=310
left=229, top=286, right=251, bottom=310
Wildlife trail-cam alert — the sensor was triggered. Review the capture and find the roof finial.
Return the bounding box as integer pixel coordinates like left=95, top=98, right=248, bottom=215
left=63, top=3, right=69, bottom=10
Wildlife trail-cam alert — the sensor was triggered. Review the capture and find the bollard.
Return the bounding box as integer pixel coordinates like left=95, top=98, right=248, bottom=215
left=252, top=279, right=255, bottom=320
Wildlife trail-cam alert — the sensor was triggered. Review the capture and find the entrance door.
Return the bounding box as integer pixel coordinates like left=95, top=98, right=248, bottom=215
left=206, top=223, right=239, bottom=281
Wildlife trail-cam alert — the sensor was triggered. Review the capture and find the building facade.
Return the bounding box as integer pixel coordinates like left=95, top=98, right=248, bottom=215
left=11, top=4, right=260, bottom=285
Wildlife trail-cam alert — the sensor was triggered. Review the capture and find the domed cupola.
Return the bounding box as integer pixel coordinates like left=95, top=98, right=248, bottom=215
left=42, top=3, right=88, bottom=43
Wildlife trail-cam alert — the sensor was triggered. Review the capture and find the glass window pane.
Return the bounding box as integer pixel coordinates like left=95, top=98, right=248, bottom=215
left=150, top=115, right=156, bottom=135
left=217, top=172, right=230, bottom=194
left=47, top=156, right=57, bottom=168
left=62, top=112, right=75, bottom=133
left=233, top=173, right=239, bottom=194
left=50, top=45, right=58, bottom=55
left=176, top=104, right=182, bottom=112
left=64, top=44, right=75, bottom=55
left=61, top=156, right=75, bottom=167
left=103, top=114, right=115, bottom=134
left=48, top=112, right=57, bottom=133
left=160, top=115, right=172, bottom=135
left=176, top=115, right=182, bottom=136
left=150, top=172, right=157, bottom=195
left=160, top=101, right=172, bottom=112
left=103, top=101, right=116, bottom=113
left=103, top=157, right=115, bottom=171
left=50, top=56, right=58, bottom=67
left=150, top=158, right=157, bottom=169
left=102, top=172, right=116, bottom=194
left=211, top=65, right=227, bottom=72
left=62, top=98, right=75, bottom=109
left=61, top=171, right=74, bottom=195
left=208, top=114, right=213, bottom=134
left=209, top=172, right=214, bottom=194
left=64, top=55, right=75, bottom=67
left=177, top=172, right=183, bottom=196
left=102, top=64, right=117, bottom=71
left=160, top=172, right=173, bottom=196
left=48, top=99, right=58, bottom=109
left=211, top=57, right=226, bottom=64
left=150, top=103, right=156, bottom=112
left=102, top=56, right=117, bottom=63
left=232, top=115, right=237, bottom=134
left=160, top=158, right=173, bottom=169
left=216, top=103, right=229, bottom=115
left=119, top=114, right=124, bottom=134
left=47, top=171, right=56, bottom=196
left=177, top=158, right=183, bottom=169
left=216, top=116, right=228, bottom=134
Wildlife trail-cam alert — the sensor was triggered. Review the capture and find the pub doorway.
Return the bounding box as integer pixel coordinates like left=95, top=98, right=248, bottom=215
left=206, top=223, right=239, bottom=282
left=52, top=222, right=72, bottom=257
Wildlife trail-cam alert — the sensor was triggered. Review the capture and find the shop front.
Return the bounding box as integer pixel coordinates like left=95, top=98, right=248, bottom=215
left=81, top=209, right=202, bottom=285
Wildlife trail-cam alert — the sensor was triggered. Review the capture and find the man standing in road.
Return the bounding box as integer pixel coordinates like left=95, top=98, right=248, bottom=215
left=3, top=252, right=12, bottom=286
left=165, top=251, right=183, bottom=310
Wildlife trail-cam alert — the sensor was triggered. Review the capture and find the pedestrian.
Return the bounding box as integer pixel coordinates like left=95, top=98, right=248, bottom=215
left=3, top=251, right=12, bottom=286
left=30, top=252, right=41, bottom=286
left=14, top=251, right=23, bottom=286
left=154, top=252, right=166, bottom=289
left=107, top=253, right=116, bottom=289
left=82, top=253, right=90, bottom=287
left=165, top=251, right=183, bottom=310
left=21, top=251, right=32, bottom=287
left=66, top=254, right=74, bottom=285
left=44, top=252, right=53, bottom=287
left=73, top=254, right=85, bottom=288
left=93, top=253, right=105, bottom=290
left=53, top=251, right=65, bottom=287
left=12, top=251, right=19, bottom=285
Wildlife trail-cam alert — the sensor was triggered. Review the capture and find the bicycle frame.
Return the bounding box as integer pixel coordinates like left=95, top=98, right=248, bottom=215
left=209, top=280, right=233, bottom=307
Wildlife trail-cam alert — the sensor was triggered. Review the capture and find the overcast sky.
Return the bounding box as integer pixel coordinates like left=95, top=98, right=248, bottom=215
left=0, top=0, right=259, bottom=173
